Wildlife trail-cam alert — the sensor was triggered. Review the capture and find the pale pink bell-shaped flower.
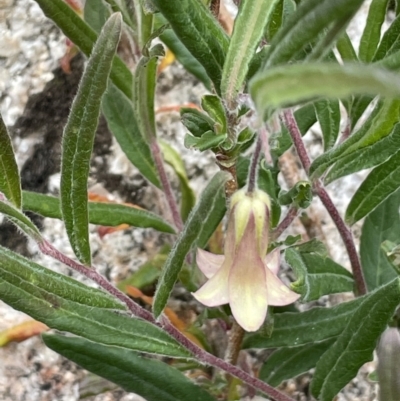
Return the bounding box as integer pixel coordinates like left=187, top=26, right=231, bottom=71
left=193, top=189, right=299, bottom=332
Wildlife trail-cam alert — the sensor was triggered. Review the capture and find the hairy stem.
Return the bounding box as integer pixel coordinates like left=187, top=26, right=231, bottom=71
left=281, top=110, right=311, bottom=173
left=272, top=206, right=299, bottom=240
left=38, top=239, right=295, bottom=401
left=314, top=182, right=367, bottom=295
left=151, top=140, right=183, bottom=231
left=282, top=109, right=367, bottom=296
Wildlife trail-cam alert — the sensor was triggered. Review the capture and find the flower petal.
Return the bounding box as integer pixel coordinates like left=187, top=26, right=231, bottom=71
left=192, top=259, right=230, bottom=307
left=229, top=254, right=268, bottom=332
left=264, top=248, right=280, bottom=275
left=196, top=249, right=224, bottom=278
left=228, top=214, right=269, bottom=332
left=265, top=268, right=300, bottom=306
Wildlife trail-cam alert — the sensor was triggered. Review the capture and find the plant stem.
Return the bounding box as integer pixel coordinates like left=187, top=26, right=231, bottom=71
left=272, top=206, right=299, bottom=240
left=282, top=108, right=367, bottom=296
left=247, top=134, right=262, bottom=193
left=224, top=320, right=245, bottom=365
left=281, top=110, right=311, bottom=173
left=38, top=239, right=295, bottom=401
left=151, top=140, right=183, bottom=231
left=314, top=182, right=367, bottom=295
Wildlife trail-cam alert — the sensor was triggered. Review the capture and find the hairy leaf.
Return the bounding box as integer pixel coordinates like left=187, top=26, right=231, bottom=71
left=151, top=0, right=229, bottom=93
left=153, top=171, right=229, bottom=318
left=311, top=278, right=400, bottom=401
left=34, top=0, right=132, bottom=98
left=44, top=335, right=215, bottom=401
left=0, top=245, right=190, bottom=358
left=314, top=99, right=341, bottom=151
left=243, top=297, right=363, bottom=349
left=346, top=152, right=400, bottom=224
left=0, top=114, right=21, bottom=208
left=22, top=191, right=175, bottom=234
left=61, top=14, right=122, bottom=265
left=360, top=190, right=400, bottom=291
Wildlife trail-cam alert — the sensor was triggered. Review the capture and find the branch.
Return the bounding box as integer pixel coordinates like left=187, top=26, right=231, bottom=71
left=38, top=239, right=295, bottom=401
left=272, top=206, right=299, bottom=240
left=247, top=134, right=262, bottom=193
left=282, top=108, right=367, bottom=296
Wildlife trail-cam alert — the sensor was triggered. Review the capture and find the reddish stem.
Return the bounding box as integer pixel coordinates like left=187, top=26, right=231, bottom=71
left=38, top=239, right=295, bottom=401
left=272, top=207, right=299, bottom=240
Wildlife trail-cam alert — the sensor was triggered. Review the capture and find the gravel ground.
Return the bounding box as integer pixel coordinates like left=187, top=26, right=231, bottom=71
left=0, top=0, right=381, bottom=400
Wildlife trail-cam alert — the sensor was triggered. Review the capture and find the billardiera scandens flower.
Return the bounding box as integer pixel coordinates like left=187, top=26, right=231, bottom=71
left=193, top=188, right=300, bottom=332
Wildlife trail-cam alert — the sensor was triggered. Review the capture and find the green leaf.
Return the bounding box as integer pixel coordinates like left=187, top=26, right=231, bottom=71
left=260, top=338, right=335, bottom=387
left=201, top=95, right=227, bottom=134
left=359, top=0, right=389, bottom=62
left=0, top=198, right=42, bottom=242
left=22, top=191, right=175, bottom=234
left=104, top=0, right=136, bottom=31
left=184, top=132, right=227, bottom=152
left=360, top=190, right=400, bottom=291
left=336, top=31, right=358, bottom=62
left=314, top=99, right=341, bottom=151
left=325, top=122, right=400, bottom=184
left=153, top=171, right=229, bottom=318
left=311, top=278, right=400, bottom=401
left=159, top=140, right=196, bottom=221
left=0, top=245, right=190, bottom=358
left=151, top=0, right=229, bottom=93
left=156, top=14, right=212, bottom=89
left=102, top=84, right=160, bottom=187
left=263, top=0, right=364, bottom=68
left=34, top=0, right=132, bottom=98
left=243, top=296, right=363, bottom=349
left=180, top=108, right=215, bottom=138
left=373, top=12, right=400, bottom=62
left=0, top=113, right=21, bottom=209
left=0, top=244, right=124, bottom=309
left=278, top=181, right=313, bottom=209
left=346, top=152, right=400, bottom=224
left=285, top=247, right=354, bottom=302
left=133, top=44, right=164, bottom=142
left=221, top=0, right=278, bottom=107
left=84, top=0, right=109, bottom=33
left=266, top=0, right=297, bottom=42
left=310, top=98, right=400, bottom=179
left=43, top=335, right=216, bottom=401
left=250, top=63, right=400, bottom=119
left=61, top=14, right=122, bottom=265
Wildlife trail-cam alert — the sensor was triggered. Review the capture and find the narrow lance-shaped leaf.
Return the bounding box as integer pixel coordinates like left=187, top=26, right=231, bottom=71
left=61, top=13, right=122, bottom=265
left=153, top=171, right=229, bottom=318
left=133, top=45, right=164, bottom=142
left=0, top=113, right=21, bottom=208
left=243, top=296, right=363, bottom=349
left=44, top=335, right=216, bottom=401
left=0, top=245, right=191, bottom=358
left=336, top=31, right=358, bottom=62
left=22, top=191, right=175, bottom=234
left=263, top=0, right=364, bottom=68
left=285, top=247, right=354, bottom=302
left=34, top=0, right=132, bottom=98
left=250, top=63, right=400, bottom=119
left=310, top=98, right=400, bottom=180
left=359, top=0, right=389, bottom=62
left=346, top=152, right=400, bottom=224
left=84, top=0, right=109, bottom=33
left=151, top=0, right=229, bottom=94
left=373, top=11, right=400, bottom=62
left=311, top=278, right=400, bottom=401
left=221, top=0, right=278, bottom=107
left=102, top=84, right=160, bottom=187
left=360, top=190, right=400, bottom=292
left=260, top=338, right=335, bottom=387
left=314, top=99, right=341, bottom=151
